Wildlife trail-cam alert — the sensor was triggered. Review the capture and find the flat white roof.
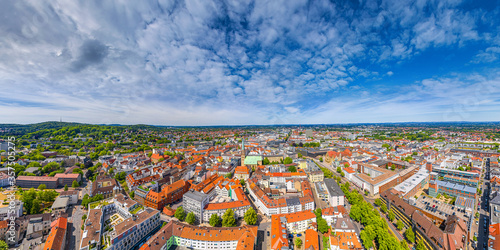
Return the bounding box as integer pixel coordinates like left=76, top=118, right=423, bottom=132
left=394, top=168, right=429, bottom=195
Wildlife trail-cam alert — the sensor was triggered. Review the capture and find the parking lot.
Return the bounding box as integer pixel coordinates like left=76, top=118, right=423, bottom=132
left=415, top=195, right=471, bottom=223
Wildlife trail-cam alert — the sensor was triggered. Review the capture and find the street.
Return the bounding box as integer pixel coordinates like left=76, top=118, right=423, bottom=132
left=474, top=158, right=490, bottom=250
left=68, top=204, right=85, bottom=250
left=310, top=158, right=403, bottom=240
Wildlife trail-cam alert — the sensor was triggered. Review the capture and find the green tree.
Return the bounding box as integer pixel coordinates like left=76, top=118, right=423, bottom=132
left=129, top=191, right=135, bottom=199
left=336, top=166, right=342, bottom=173
left=244, top=208, right=257, bottom=225
left=115, top=172, right=127, bottom=182
left=27, top=161, right=41, bottom=169
left=283, top=157, right=293, bottom=165
left=416, top=240, right=425, bottom=250
left=405, top=228, right=415, bottom=243
left=263, top=157, right=270, bottom=165
left=185, top=212, right=196, bottom=225
left=317, top=217, right=329, bottom=234
left=175, top=206, right=186, bottom=221
left=225, top=172, right=233, bottom=179
left=240, top=179, right=246, bottom=186
left=388, top=210, right=395, bottom=222
left=72, top=180, right=80, bottom=188
left=380, top=203, right=387, bottom=214
left=288, top=165, right=297, bottom=172
left=375, top=198, right=382, bottom=207
left=397, top=220, right=404, bottom=231
left=31, top=199, right=41, bottom=214
left=297, top=153, right=303, bottom=158
left=21, top=188, right=37, bottom=214
left=73, top=167, right=84, bottom=175
left=314, top=208, right=322, bottom=217
left=209, top=214, right=221, bottom=227
left=64, top=185, right=68, bottom=191
left=222, top=208, right=236, bottom=227
left=295, top=238, right=302, bottom=249
left=400, top=240, right=410, bottom=250
left=0, top=240, right=8, bottom=250
left=319, top=157, right=323, bottom=162
left=38, top=184, right=46, bottom=190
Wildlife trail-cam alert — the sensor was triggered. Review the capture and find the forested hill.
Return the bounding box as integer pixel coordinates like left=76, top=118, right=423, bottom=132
left=0, top=121, right=166, bottom=138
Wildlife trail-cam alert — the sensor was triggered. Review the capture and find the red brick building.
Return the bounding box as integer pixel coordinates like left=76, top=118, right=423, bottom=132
left=143, top=179, right=190, bottom=210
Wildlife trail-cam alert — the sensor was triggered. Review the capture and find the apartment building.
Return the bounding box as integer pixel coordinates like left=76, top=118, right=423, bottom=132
left=54, top=173, right=81, bottom=186
left=428, top=180, right=477, bottom=199
left=107, top=208, right=161, bottom=250
left=272, top=210, right=317, bottom=234
left=142, top=179, right=190, bottom=210
left=203, top=188, right=250, bottom=222
left=16, top=176, right=58, bottom=189
left=248, top=179, right=315, bottom=216
left=91, top=174, right=120, bottom=198
left=80, top=209, right=103, bottom=250
left=183, top=190, right=209, bottom=223
left=43, top=217, right=68, bottom=250
left=138, top=221, right=257, bottom=250
left=324, top=178, right=345, bottom=207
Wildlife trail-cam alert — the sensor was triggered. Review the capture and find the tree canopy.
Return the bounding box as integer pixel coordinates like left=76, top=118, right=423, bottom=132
left=175, top=206, right=186, bottom=221
left=222, top=208, right=236, bottom=227
left=209, top=214, right=221, bottom=227
left=244, top=208, right=257, bottom=225
left=185, top=212, right=196, bottom=225
left=405, top=228, right=415, bottom=243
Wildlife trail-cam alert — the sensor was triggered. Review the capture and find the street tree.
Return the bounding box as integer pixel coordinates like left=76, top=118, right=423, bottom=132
left=185, top=212, right=196, bottom=225
left=175, top=206, right=186, bottom=221
left=295, top=238, right=302, bottom=249
left=244, top=208, right=257, bottom=225
left=0, top=240, right=8, bottom=250
left=397, top=220, right=404, bottom=231
left=388, top=210, right=395, bottom=222
left=405, top=228, right=415, bottom=243
left=380, top=203, right=387, bottom=214
left=222, top=208, right=236, bottom=227
left=209, top=214, right=220, bottom=227
left=416, top=240, right=425, bottom=250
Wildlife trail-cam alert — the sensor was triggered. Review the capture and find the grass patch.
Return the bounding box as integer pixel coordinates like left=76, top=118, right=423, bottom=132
left=130, top=205, right=143, bottom=215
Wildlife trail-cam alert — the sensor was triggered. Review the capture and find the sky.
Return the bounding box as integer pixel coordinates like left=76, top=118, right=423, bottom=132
left=1, top=0, right=500, bottom=126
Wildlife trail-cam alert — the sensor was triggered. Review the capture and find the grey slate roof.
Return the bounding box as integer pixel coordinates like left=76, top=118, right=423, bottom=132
left=324, top=178, right=343, bottom=197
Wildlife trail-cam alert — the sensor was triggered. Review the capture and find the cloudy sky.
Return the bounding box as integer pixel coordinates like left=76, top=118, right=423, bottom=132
left=1, top=0, right=499, bottom=125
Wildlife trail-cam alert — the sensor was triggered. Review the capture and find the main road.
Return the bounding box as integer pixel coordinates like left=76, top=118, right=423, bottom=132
left=309, top=157, right=404, bottom=241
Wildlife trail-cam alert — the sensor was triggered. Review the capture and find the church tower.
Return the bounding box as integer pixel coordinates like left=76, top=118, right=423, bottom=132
left=241, top=139, right=245, bottom=165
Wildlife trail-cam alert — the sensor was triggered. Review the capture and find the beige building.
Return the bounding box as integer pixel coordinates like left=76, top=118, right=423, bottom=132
left=308, top=170, right=324, bottom=182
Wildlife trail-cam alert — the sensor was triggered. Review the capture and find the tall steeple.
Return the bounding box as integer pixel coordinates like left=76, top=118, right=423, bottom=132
left=241, top=139, right=245, bottom=164
left=241, top=139, right=245, bottom=157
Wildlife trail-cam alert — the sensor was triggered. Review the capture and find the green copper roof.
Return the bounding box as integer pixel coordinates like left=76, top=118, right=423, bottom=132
left=244, top=155, right=262, bottom=165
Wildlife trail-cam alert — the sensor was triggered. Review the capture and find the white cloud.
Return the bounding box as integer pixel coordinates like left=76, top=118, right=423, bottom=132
left=0, top=0, right=497, bottom=125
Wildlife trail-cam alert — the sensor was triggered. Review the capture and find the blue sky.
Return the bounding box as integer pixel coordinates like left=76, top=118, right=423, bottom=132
left=0, top=0, right=499, bottom=125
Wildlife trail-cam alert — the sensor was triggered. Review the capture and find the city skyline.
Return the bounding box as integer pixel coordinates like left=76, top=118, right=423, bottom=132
left=1, top=0, right=500, bottom=125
